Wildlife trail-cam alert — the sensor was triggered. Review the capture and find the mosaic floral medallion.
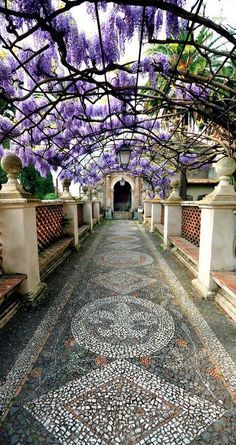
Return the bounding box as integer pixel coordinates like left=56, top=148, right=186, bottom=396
left=71, top=295, right=174, bottom=357
left=94, top=270, right=157, bottom=293
left=106, top=235, right=140, bottom=243
left=94, top=250, right=153, bottom=268
left=25, top=360, right=225, bottom=445
left=108, top=229, right=139, bottom=235
left=103, top=242, right=139, bottom=251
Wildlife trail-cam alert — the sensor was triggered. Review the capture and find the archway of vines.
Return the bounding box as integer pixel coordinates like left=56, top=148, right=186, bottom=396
left=0, top=0, right=235, bottom=192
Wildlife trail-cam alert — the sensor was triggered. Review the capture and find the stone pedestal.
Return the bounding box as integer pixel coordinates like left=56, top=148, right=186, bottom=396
left=92, top=201, right=100, bottom=221
left=62, top=201, right=79, bottom=246
left=143, top=199, right=151, bottom=224
left=83, top=201, right=93, bottom=232
left=150, top=198, right=162, bottom=232
left=163, top=178, right=182, bottom=248
left=0, top=201, right=46, bottom=305
left=163, top=202, right=182, bottom=248
left=192, top=157, right=236, bottom=298
left=0, top=153, right=46, bottom=305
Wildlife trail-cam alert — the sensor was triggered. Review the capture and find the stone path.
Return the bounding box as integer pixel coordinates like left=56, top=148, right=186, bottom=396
left=0, top=221, right=236, bottom=444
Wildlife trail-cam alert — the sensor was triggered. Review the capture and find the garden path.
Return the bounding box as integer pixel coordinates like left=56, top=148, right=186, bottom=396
left=0, top=221, right=236, bottom=444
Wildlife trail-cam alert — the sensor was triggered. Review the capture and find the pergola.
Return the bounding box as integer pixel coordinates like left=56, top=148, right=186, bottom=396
left=0, top=0, right=235, bottom=189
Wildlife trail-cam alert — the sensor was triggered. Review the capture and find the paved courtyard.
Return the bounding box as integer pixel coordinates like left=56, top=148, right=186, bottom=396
left=0, top=221, right=236, bottom=444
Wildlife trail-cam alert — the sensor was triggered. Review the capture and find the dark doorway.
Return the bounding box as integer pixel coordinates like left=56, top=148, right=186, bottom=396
left=114, top=181, right=131, bottom=211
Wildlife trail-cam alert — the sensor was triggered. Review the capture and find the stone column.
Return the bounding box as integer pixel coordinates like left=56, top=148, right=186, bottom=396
left=134, top=175, right=140, bottom=208
left=150, top=187, right=162, bottom=232
left=163, top=178, right=182, bottom=248
left=80, top=186, right=92, bottom=232
left=92, top=192, right=100, bottom=222
left=192, top=157, right=236, bottom=298
left=0, top=153, right=46, bottom=306
left=143, top=190, right=152, bottom=224
left=105, top=175, right=111, bottom=208
left=60, top=179, right=79, bottom=246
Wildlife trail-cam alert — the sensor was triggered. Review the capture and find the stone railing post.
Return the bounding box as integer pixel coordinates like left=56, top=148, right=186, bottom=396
left=193, top=157, right=236, bottom=298
left=92, top=195, right=100, bottom=222
left=163, top=177, right=182, bottom=248
left=150, top=187, right=162, bottom=232
left=0, top=153, right=46, bottom=306
left=143, top=190, right=152, bottom=224
left=81, top=186, right=93, bottom=232
left=60, top=178, right=79, bottom=246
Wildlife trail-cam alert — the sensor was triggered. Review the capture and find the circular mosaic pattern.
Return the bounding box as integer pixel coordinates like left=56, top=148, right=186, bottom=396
left=103, top=242, right=139, bottom=251
left=108, top=227, right=139, bottom=234
left=94, top=250, right=153, bottom=268
left=71, top=295, right=175, bottom=357
left=106, top=235, right=140, bottom=243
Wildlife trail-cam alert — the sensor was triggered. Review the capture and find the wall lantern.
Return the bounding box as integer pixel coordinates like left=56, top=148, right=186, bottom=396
left=120, top=177, right=125, bottom=186
left=116, top=143, right=131, bottom=169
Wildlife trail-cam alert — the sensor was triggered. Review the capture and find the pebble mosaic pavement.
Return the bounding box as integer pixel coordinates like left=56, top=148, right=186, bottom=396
left=0, top=221, right=236, bottom=444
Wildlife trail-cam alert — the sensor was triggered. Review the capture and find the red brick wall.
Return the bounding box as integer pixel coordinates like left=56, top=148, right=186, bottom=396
left=77, top=204, right=84, bottom=227
left=181, top=206, right=201, bottom=247
left=36, top=205, right=64, bottom=252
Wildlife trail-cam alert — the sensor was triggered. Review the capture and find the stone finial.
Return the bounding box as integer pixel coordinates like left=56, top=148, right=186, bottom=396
left=154, top=186, right=161, bottom=199
left=202, top=156, right=236, bottom=204
left=0, top=152, right=31, bottom=199
left=166, top=176, right=181, bottom=202
left=60, top=178, right=75, bottom=201
left=144, top=189, right=152, bottom=201
left=92, top=189, right=98, bottom=202
left=81, top=185, right=89, bottom=201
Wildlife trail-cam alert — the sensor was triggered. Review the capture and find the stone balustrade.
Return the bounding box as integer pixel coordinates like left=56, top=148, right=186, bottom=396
left=146, top=158, right=236, bottom=321
left=0, top=154, right=101, bottom=315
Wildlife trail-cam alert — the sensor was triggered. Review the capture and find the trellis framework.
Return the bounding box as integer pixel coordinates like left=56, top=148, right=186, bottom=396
left=0, top=0, right=235, bottom=190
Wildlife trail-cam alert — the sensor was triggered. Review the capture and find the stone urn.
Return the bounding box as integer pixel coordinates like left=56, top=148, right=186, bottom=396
left=166, top=176, right=181, bottom=202
left=154, top=185, right=161, bottom=199
left=60, top=178, right=74, bottom=200
left=92, top=189, right=98, bottom=202
left=0, top=152, right=30, bottom=198
left=144, top=189, right=152, bottom=200
left=215, top=157, right=236, bottom=182
left=202, top=156, right=236, bottom=203
left=81, top=185, right=89, bottom=201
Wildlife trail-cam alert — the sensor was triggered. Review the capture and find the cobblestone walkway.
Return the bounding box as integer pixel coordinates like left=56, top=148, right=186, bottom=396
left=0, top=221, right=236, bottom=444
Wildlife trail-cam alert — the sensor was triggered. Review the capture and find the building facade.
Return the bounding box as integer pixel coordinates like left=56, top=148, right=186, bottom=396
left=103, top=172, right=144, bottom=212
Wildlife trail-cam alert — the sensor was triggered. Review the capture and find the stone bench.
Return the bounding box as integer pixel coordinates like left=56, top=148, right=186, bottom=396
left=154, top=223, right=164, bottom=237
left=39, top=237, right=74, bottom=280
left=212, top=271, right=236, bottom=322
left=78, top=224, right=90, bottom=240
left=168, top=235, right=199, bottom=276
left=0, top=274, right=27, bottom=328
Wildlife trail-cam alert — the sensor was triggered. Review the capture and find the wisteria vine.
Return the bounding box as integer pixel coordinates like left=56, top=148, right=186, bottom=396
left=0, top=0, right=235, bottom=189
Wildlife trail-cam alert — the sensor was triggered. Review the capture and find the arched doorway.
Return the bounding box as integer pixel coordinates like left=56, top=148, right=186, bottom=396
left=114, top=181, right=131, bottom=211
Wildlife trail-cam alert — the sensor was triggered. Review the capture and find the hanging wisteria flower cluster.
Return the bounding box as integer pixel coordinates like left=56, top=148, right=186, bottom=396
left=0, top=0, right=235, bottom=187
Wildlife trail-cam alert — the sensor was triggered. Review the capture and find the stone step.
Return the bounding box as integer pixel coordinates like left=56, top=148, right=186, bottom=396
left=113, top=211, right=133, bottom=220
